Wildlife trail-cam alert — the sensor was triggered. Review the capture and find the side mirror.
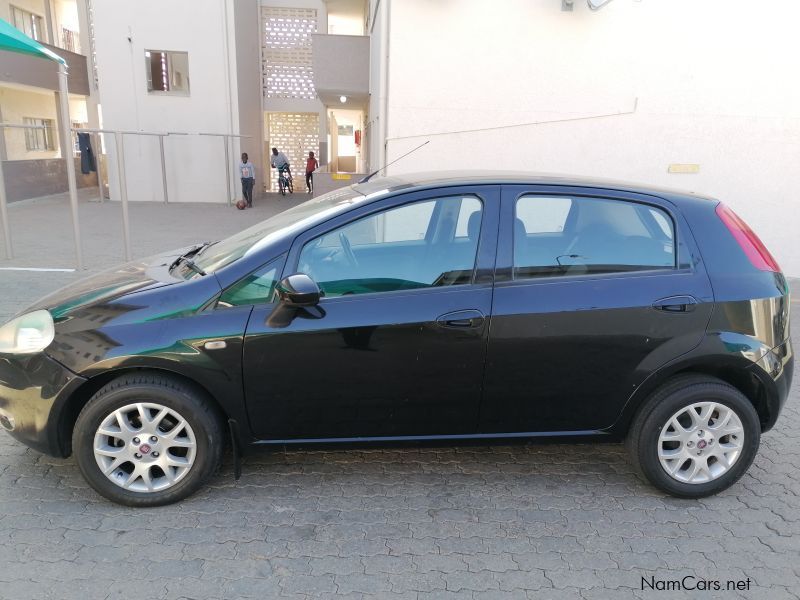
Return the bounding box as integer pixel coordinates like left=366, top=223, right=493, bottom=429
left=275, top=273, right=321, bottom=307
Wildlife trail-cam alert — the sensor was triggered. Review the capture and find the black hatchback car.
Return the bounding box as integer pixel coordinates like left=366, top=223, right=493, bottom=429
left=0, top=173, right=793, bottom=506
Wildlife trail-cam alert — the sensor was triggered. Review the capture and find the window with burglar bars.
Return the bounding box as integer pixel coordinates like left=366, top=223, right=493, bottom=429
left=261, top=7, right=317, bottom=100
left=11, top=5, right=45, bottom=42
left=23, top=118, right=56, bottom=152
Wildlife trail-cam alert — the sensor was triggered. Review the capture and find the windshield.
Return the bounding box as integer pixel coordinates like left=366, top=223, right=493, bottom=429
left=191, top=187, right=366, bottom=273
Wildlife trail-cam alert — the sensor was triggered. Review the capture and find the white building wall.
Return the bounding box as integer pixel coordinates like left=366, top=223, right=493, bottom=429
left=92, top=0, right=240, bottom=204
left=365, top=0, right=385, bottom=175
left=379, top=0, right=800, bottom=276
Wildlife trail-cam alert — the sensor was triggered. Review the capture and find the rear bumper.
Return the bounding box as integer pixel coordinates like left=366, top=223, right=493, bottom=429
left=0, top=353, right=85, bottom=456
left=749, top=337, right=794, bottom=432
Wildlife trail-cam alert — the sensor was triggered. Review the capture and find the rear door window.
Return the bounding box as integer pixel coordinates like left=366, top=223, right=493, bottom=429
left=514, top=195, right=675, bottom=279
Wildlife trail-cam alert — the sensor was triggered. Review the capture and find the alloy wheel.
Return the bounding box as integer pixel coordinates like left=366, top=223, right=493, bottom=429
left=658, top=401, right=745, bottom=484
left=93, top=402, right=197, bottom=493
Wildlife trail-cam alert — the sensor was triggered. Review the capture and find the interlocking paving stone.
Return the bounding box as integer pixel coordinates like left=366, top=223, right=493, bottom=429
left=0, top=196, right=798, bottom=599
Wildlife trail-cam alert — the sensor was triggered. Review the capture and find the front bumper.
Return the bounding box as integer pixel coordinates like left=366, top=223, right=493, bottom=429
left=0, top=353, right=85, bottom=456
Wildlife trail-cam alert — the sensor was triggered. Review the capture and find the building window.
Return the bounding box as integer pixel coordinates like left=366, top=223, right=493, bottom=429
left=11, top=5, right=45, bottom=42
left=23, top=118, right=56, bottom=152
left=144, top=50, right=190, bottom=94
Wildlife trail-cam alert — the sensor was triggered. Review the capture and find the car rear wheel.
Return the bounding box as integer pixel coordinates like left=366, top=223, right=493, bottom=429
left=73, top=374, right=223, bottom=506
left=626, top=375, right=760, bottom=498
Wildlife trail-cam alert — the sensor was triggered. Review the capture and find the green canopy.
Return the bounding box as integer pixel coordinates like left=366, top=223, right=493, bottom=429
left=0, top=18, right=65, bottom=64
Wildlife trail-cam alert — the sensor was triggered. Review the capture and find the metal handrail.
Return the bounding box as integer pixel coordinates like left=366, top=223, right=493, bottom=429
left=0, top=125, right=253, bottom=266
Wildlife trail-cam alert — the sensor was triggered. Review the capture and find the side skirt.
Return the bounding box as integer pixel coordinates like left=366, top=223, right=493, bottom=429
left=252, top=429, right=612, bottom=446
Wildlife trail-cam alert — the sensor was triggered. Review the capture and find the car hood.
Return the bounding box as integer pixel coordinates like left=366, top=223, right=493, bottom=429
left=19, top=246, right=196, bottom=320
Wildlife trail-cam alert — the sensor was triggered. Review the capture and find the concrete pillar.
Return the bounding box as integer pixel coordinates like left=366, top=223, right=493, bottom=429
left=44, top=0, right=56, bottom=47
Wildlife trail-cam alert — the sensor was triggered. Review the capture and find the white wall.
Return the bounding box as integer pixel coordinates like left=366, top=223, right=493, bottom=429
left=379, top=0, right=800, bottom=276
left=92, top=0, right=240, bottom=204
left=365, top=0, right=385, bottom=175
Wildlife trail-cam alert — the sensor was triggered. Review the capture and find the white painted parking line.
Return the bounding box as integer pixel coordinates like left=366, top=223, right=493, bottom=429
left=0, top=267, right=76, bottom=272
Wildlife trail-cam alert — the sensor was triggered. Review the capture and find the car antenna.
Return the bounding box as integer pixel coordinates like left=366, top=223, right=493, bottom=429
left=358, top=140, right=430, bottom=183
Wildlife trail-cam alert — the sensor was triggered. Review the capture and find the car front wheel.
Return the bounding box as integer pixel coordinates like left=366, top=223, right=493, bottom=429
left=627, top=375, right=760, bottom=498
left=73, top=373, right=223, bottom=506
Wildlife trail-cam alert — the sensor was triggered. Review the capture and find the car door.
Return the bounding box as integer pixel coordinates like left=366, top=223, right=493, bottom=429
left=242, top=186, right=500, bottom=440
left=479, top=185, right=714, bottom=434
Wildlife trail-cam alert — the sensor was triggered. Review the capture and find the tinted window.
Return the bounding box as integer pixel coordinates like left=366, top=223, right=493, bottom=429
left=299, top=196, right=483, bottom=297
left=455, top=197, right=483, bottom=238
left=514, top=195, right=675, bottom=279
left=217, top=259, right=281, bottom=307
left=517, top=197, right=572, bottom=233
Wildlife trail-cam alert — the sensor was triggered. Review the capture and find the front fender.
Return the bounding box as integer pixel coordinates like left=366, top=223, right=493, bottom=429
left=47, top=305, right=255, bottom=446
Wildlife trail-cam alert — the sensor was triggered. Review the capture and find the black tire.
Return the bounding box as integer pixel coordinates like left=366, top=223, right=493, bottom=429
left=626, top=375, right=760, bottom=498
left=73, top=373, right=224, bottom=507
left=287, top=178, right=294, bottom=194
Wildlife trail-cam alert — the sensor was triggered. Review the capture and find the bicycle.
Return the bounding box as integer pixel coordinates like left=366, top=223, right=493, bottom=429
left=278, top=166, right=294, bottom=196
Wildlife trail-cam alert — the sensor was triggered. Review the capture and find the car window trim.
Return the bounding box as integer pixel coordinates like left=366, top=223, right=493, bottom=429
left=504, top=188, right=683, bottom=283
left=495, top=265, right=695, bottom=292
left=313, top=280, right=495, bottom=305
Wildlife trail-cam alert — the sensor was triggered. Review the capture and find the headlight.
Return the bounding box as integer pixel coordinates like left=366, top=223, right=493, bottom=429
left=0, top=310, right=55, bottom=354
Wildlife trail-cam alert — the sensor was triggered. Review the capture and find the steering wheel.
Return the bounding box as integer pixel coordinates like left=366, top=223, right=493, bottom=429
left=339, top=232, right=359, bottom=268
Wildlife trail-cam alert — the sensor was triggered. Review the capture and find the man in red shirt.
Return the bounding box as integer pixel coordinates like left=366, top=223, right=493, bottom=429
left=305, top=151, right=319, bottom=194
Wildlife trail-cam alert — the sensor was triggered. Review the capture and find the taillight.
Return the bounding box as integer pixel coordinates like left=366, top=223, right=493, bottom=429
left=715, top=203, right=781, bottom=272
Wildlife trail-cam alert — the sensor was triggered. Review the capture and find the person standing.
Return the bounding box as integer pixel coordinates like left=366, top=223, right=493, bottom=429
left=238, top=153, right=256, bottom=207
left=305, top=151, right=319, bottom=194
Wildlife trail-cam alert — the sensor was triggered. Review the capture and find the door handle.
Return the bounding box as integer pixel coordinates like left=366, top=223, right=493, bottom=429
left=436, top=309, right=485, bottom=329
left=652, top=295, right=698, bottom=313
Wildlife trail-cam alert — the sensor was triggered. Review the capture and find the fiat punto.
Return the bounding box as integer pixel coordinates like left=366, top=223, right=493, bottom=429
left=0, top=173, right=792, bottom=505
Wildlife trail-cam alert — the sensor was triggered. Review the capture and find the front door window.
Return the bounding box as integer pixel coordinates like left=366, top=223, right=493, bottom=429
left=298, top=196, right=483, bottom=297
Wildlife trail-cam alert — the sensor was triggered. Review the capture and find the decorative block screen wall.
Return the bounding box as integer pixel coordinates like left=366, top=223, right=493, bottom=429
left=266, top=112, right=319, bottom=191
left=262, top=7, right=317, bottom=100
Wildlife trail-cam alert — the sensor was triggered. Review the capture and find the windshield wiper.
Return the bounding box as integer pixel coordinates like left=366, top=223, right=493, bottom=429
left=174, top=256, right=207, bottom=277
left=169, top=244, right=209, bottom=276
left=194, top=240, right=217, bottom=257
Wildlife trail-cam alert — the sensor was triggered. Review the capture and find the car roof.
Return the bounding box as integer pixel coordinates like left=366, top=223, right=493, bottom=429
left=352, top=171, right=716, bottom=206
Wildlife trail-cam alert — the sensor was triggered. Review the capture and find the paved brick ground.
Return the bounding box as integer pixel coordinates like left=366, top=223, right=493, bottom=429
left=0, top=193, right=798, bottom=599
